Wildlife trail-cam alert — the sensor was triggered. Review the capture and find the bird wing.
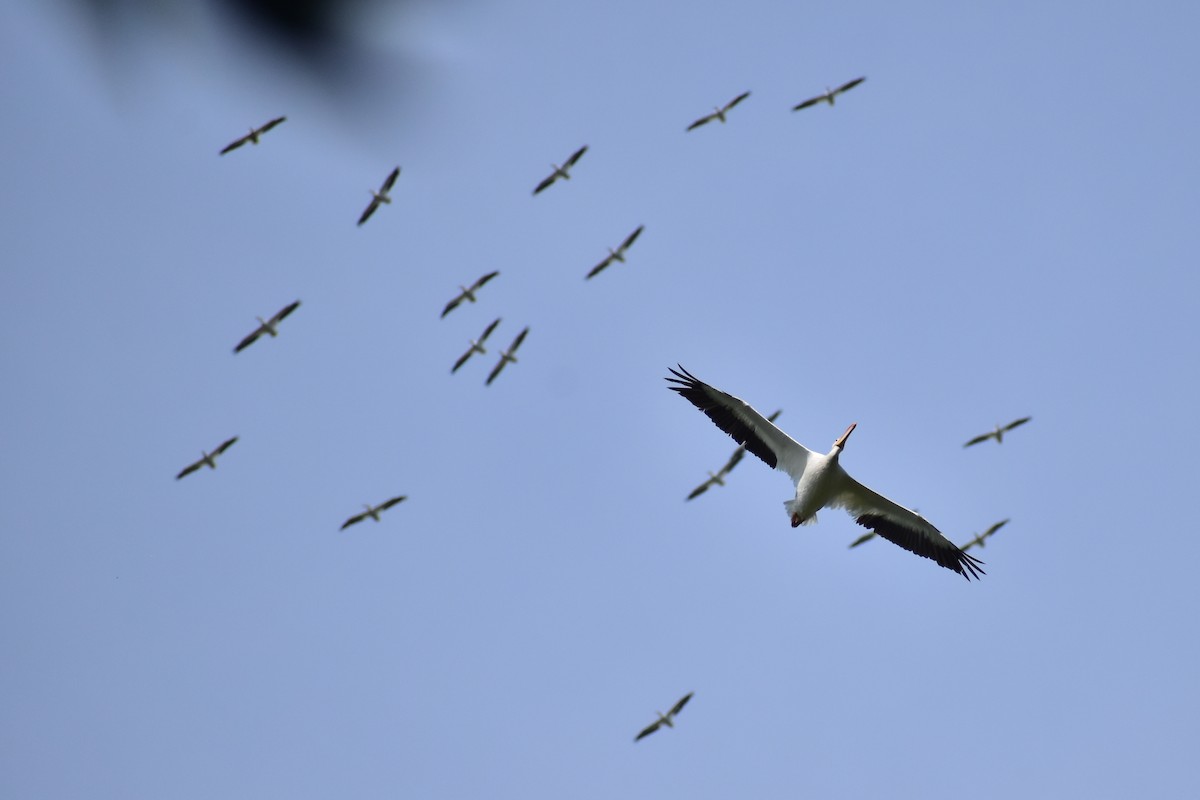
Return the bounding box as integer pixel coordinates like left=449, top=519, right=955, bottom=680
left=213, top=436, right=239, bottom=455
left=848, top=531, right=878, bottom=548
left=634, top=720, right=662, bottom=742
left=259, top=116, right=286, bottom=133
left=723, top=91, right=751, bottom=111
left=962, top=432, right=993, bottom=448
left=479, top=317, right=501, bottom=343
left=834, top=77, right=866, bottom=95
left=791, top=93, right=826, bottom=111
left=1003, top=416, right=1032, bottom=432
left=379, top=496, right=407, bottom=511
left=357, top=197, right=380, bottom=226
left=719, top=445, right=746, bottom=476
left=586, top=255, right=613, bottom=279
left=669, top=692, right=694, bottom=716
left=452, top=347, right=475, bottom=373
left=381, top=166, right=401, bottom=192
left=533, top=173, right=557, bottom=195
left=270, top=301, right=301, bottom=325
left=982, top=519, right=1010, bottom=538
left=340, top=513, right=368, bottom=530
left=467, top=272, right=499, bottom=295
left=508, top=327, right=529, bottom=354
left=219, top=134, right=251, bottom=155
left=233, top=328, right=263, bottom=353
left=441, top=293, right=465, bottom=318
left=686, top=478, right=715, bottom=501
left=686, top=113, right=715, bottom=131
left=666, top=366, right=812, bottom=480
left=175, top=459, right=203, bottom=480
left=485, top=358, right=507, bottom=386
left=829, top=472, right=985, bottom=580
left=565, top=145, right=588, bottom=167
left=619, top=225, right=644, bottom=252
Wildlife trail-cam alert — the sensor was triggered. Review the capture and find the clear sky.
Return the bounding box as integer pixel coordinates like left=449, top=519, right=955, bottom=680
left=3, top=1, right=1199, bottom=798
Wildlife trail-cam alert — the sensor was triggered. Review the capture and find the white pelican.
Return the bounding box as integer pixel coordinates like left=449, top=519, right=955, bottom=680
left=175, top=436, right=238, bottom=480
left=340, top=496, right=407, bottom=530
left=219, top=116, right=286, bottom=155
left=233, top=300, right=301, bottom=353
left=687, top=409, right=781, bottom=500
left=532, top=145, right=588, bottom=195
left=441, top=271, right=500, bottom=318
left=357, top=166, right=401, bottom=226
left=791, top=77, right=866, bottom=111
left=586, top=225, right=645, bottom=280
left=963, top=417, right=1032, bottom=448
left=452, top=317, right=501, bottom=374
left=686, top=91, right=751, bottom=131
left=961, top=519, right=1009, bottom=552
left=666, top=366, right=984, bottom=580
left=635, top=692, right=694, bottom=742
left=486, top=326, right=529, bottom=386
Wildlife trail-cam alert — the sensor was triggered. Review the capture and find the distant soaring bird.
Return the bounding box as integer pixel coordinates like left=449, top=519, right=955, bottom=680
left=441, top=271, right=500, bottom=318
left=686, top=91, right=751, bottom=131
left=667, top=366, right=983, bottom=580
left=233, top=300, right=301, bottom=353
left=452, top=317, right=501, bottom=374
left=357, top=166, right=401, bottom=226
left=532, top=145, right=588, bottom=195
left=340, top=496, right=407, bottom=530
left=963, top=417, right=1032, bottom=448
left=687, top=409, right=781, bottom=500
left=175, top=436, right=239, bottom=480
left=961, top=519, right=1009, bottom=552
left=586, top=225, right=644, bottom=280
left=791, top=77, right=866, bottom=111
left=486, top=327, right=529, bottom=386
left=635, top=692, right=694, bottom=742
left=219, top=116, right=286, bottom=155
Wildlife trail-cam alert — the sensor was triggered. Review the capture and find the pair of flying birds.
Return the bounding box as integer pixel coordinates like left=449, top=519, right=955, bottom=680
left=451, top=319, right=530, bottom=385
left=684, top=76, right=866, bottom=130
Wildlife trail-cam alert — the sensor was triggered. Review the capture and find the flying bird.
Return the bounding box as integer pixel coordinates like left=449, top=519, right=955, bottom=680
left=686, top=91, right=751, bottom=131
left=532, top=145, right=588, bottom=195
left=219, top=116, right=286, bottom=155
left=452, top=317, right=502, bottom=374
left=791, top=77, right=866, bottom=111
left=340, top=496, right=407, bottom=530
left=586, top=225, right=645, bottom=280
left=175, top=436, right=238, bottom=480
left=963, top=417, right=1032, bottom=448
left=357, top=166, right=401, bottom=226
left=635, top=692, right=694, bottom=742
left=486, top=327, right=529, bottom=386
left=441, top=271, right=500, bottom=318
left=688, top=409, right=781, bottom=500
left=666, top=366, right=983, bottom=580
left=233, top=300, right=301, bottom=353
left=961, top=519, right=1009, bottom=552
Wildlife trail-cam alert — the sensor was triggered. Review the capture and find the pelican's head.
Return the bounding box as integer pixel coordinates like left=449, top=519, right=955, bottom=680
left=832, top=422, right=857, bottom=452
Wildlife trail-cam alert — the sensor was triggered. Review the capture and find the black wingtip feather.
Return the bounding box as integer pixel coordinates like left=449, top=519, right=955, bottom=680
left=665, top=365, right=779, bottom=470
left=856, top=513, right=986, bottom=580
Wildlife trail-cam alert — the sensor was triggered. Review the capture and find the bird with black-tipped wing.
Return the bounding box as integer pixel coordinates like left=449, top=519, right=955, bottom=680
left=219, top=116, right=286, bottom=155
left=686, top=91, right=751, bottom=131
left=533, top=145, right=588, bottom=195
left=357, top=166, right=401, bottom=226
left=964, top=417, right=1032, bottom=448
left=687, top=409, right=781, bottom=500
left=452, top=318, right=502, bottom=374
left=175, top=436, right=239, bottom=480
left=486, top=327, right=529, bottom=386
left=586, top=225, right=644, bottom=280
left=233, top=300, right=301, bottom=354
left=961, top=519, right=1009, bottom=552
left=792, top=77, right=866, bottom=111
left=635, top=692, right=694, bottom=742
left=441, top=271, right=500, bottom=318
left=340, top=496, right=407, bottom=530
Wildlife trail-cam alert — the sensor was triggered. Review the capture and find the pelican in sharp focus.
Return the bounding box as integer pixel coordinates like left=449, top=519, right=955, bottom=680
left=792, top=77, right=866, bottom=111
left=452, top=317, right=501, bottom=374
left=175, top=436, right=238, bottom=480
left=688, top=409, right=781, bottom=500
left=635, top=692, right=694, bottom=742
left=533, top=145, right=588, bottom=195
left=666, top=366, right=984, bottom=580
left=686, top=91, right=751, bottom=131
left=357, top=166, right=401, bottom=226
left=586, top=225, right=645, bottom=280
left=219, top=116, right=286, bottom=155
left=961, top=519, right=1009, bottom=552
left=486, top=326, right=529, bottom=386
left=340, top=496, right=407, bottom=530
left=441, top=271, right=500, bottom=318
left=963, top=417, right=1032, bottom=448
left=233, top=300, right=301, bottom=353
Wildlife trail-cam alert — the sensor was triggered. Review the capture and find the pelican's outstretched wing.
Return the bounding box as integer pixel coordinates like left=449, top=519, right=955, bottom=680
left=963, top=432, right=994, bottom=448
left=563, top=145, right=588, bottom=168
left=833, top=77, right=866, bottom=96
left=340, top=512, right=369, bottom=531
left=586, top=254, right=615, bottom=280
left=269, top=300, right=301, bottom=326
left=213, top=436, right=239, bottom=456
left=686, top=112, right=717, bottom=131
left=234, top=328, right=264, bottom=353
left=378, top=496, right=407, bottom=511
left=666, top=366, right=812, bottom=480
left=380, top=166, right=401, bottom=193
left=848, top=531, right=878, bottom=549
left=619, top=225, right=644, bottom=252
left=830, top=474, right=984, bottom=580
left=723, top=91, right=751, bottom=111
left=219, top=133, right=253, bottom=155
left=962, top=518, right=1009, bottom=552
left=634, top=720, right=662, bottom=742
left=175, top=459, right=204, bottom=480
left=1003, top=416, right=1032, bottom=433
left=686, top=476, right=717, bottom=501
left=668, top=692, right=693, bottom=717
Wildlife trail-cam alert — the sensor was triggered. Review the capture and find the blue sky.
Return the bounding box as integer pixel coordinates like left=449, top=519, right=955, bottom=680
left=3, top=1, right=1199, bottom=798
